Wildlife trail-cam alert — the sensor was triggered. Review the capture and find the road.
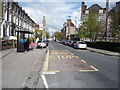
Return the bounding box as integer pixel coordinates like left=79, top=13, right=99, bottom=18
left=41, top=41, right=118, bottom=88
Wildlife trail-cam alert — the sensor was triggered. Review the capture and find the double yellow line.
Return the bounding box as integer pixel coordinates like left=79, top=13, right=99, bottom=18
left=43, top=50, right=59, bottom=73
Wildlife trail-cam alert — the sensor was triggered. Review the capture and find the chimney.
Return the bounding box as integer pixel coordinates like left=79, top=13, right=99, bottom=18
left=84, top=5, right=87, bottom=11
left=67, top=17, right=71, bottom=41
left=81, top=2, right=85, bottom=15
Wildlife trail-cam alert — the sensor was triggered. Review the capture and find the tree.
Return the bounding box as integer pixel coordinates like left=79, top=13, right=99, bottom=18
left=46, top=32, right=50, bottom=39
left=54, top=32, right=65, bottom=40
left=110, top=10, right=120, bottom=41
left=35, top=28, right=43, bottom=39
left=79, top=10, right=102, bottom=41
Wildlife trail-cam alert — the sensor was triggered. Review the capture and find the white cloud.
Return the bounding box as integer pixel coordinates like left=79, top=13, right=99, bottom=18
left=17, top=0, right=120, bottom=35
left=20, top=2, right=80, bottom=35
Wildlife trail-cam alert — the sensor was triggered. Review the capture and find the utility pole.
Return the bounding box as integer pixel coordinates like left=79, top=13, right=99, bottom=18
left=105, top=0, right=109, bottom=41
left=42, top=16, right=46, bottom=41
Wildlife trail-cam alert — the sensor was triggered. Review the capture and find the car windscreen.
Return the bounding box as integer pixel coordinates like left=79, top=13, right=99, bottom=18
left=79, top=42, right=86, bottom=44
left=38, top=41, right=42, bottom=43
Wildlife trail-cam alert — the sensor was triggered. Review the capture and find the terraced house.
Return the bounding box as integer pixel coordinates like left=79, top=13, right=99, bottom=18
left=0, top=0, right=35, bottom=40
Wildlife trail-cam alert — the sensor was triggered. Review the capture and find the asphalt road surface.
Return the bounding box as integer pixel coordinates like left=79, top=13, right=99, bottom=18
left=42, top=41, right=119, bottom=88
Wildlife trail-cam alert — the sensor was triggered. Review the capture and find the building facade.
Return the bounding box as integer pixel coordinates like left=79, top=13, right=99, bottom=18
left=108, top=1, right=120, bottom=41
left=80, top=2, right=107, bottom=41
left=0, top=0, right=35, bottom=40
left=61, top=19, right=78, bottom=40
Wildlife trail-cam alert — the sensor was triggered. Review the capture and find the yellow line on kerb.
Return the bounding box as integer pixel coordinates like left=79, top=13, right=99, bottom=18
left=43, top=50, right=49, bottom=71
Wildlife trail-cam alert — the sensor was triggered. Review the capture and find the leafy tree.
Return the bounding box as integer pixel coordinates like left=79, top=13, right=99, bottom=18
left=46, top=32, right=50, bottom=39
left=110, top=10, right=120, bottom=41
left=54, top=32, right=65, bottom=40
left=35, top=28, right=43, bottom=39
left=79, top=10, right=102, bottom=41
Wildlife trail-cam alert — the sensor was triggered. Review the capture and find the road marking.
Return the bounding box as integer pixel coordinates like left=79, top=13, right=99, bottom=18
left=81, top=60, right=86, bottom=63
left=90, top=65, right=99, bottom=71
left=66, top=56, right=69, bottom=59
left=62, top=56, right=65, bottom=59
left=79, top=66, right=99, bottom=72
left=67, top=55, right=72, bottom=58
left=57, top=55, right=60, bottom=59
left=60, top=52, right=63, bottom=54
left=42, top=74, right=49, bottom=88
left=75, top=56, right=79, bottom=58
left=43, top=50, right=49, bottom=71
left=52, top=52, right=54, bottom=54
left=43, top=70, right=60, bottom=74
left=71, top=55, right=75, bottom=58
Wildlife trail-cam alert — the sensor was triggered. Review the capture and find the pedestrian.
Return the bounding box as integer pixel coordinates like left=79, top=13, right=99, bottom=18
left=25, top=38, right=30, bottom=51
left=29, top=41, right=34, bottom=50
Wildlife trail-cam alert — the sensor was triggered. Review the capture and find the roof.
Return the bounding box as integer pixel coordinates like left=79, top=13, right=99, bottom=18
left=87, top=4, right=102, bottom=10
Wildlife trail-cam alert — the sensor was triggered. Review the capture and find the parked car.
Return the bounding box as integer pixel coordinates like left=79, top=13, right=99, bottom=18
left=64, top=40, right=69, bottom=45
left=44, top=39, right=49, bottom=46
left=36, top=40, right=46, bottom=48
left=73, top=41, right=87, bottom=49
left=68, top=41, right=73, bottom=46
left=71, top=41, right=77, bottom=47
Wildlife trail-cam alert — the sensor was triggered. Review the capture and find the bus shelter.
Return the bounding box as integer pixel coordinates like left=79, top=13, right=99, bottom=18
left=16, top=30, right=33, bottom=52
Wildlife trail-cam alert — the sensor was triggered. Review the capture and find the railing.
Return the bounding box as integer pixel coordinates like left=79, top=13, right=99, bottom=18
left=0, top=40, right=17, bottom=51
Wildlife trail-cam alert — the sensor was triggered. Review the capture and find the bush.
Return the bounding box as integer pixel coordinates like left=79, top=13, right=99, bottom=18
left=86, top=41, right=120, bottom=52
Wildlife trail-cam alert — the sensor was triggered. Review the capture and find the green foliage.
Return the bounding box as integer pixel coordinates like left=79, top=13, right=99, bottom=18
left=54, top=32, right=65, bottom=40
left=110, top=11, right=120, bottom=40
left=46, top=32, right=50, bottom=39
left=35, top=28, right=43, bottom=39
left=78, top=10, right=102, bottom=41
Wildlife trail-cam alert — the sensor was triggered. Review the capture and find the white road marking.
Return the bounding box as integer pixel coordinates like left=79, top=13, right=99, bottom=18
left=42, top=74, right=49, bottom=88
left=42, top=72, right=56, bottom=75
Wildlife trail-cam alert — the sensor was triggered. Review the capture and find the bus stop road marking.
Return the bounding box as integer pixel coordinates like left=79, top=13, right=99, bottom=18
left=81, top=60, right=86, bottom=63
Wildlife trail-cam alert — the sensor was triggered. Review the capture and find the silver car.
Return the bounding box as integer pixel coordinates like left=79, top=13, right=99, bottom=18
left=74, top=41, right=87, bottom=49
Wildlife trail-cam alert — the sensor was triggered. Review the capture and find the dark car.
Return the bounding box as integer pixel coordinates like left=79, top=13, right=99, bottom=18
left=71, top=41, right=77, bottom=47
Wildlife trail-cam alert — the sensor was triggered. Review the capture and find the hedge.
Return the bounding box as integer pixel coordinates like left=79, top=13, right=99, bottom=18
left=86, top=41, right=120, bottom=52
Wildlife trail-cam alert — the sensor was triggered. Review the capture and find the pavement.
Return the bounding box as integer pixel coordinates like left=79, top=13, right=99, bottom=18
left=87, top=47, right=120, bottom=57
left=2, top=48, right=46, bottom=88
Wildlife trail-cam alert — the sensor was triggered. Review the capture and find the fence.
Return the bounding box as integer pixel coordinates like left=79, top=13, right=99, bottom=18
left=0, top=40, right=17, bottom=51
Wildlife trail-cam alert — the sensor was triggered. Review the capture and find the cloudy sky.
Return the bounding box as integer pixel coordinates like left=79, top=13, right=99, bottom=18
left=15, top=0, right=120, bottom=36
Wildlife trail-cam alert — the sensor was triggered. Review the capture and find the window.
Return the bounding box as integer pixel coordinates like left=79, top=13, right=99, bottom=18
left=99, top=10, right=103, bottom=14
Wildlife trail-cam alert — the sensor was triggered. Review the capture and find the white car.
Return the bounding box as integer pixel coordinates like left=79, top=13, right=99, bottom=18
left=74, top=41, right=87, bottom=49
left=36, top=40, right=46, bottom=48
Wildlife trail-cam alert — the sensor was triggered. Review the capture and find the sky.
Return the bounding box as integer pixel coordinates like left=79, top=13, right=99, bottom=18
left=14, top=0, right=120, bottom=36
